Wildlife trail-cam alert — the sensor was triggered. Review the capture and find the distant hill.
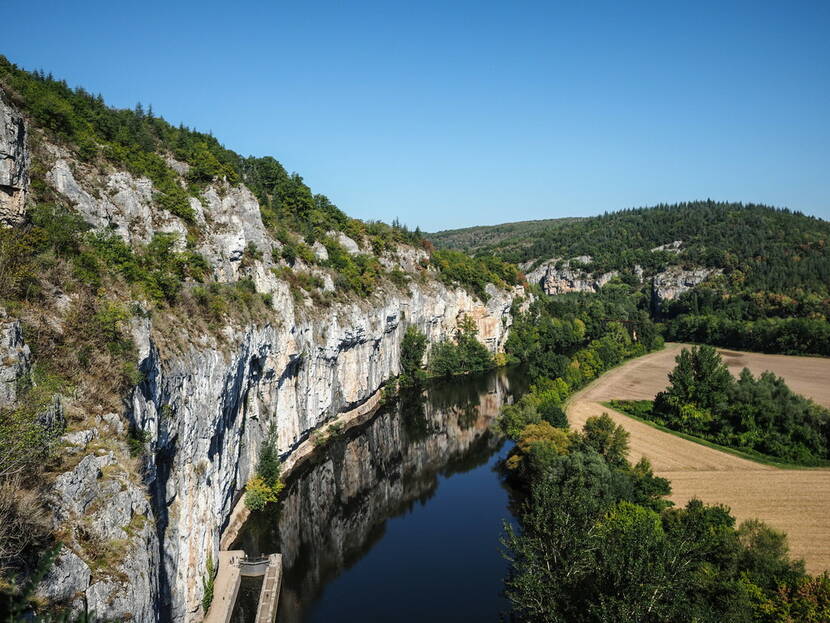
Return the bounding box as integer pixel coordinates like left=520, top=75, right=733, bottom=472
left=428, top=202, right=830, bottom=296
left=428, top=217, right=582, bottom=254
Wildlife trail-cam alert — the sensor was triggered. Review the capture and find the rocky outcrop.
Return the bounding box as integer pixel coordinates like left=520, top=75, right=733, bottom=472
left=0, top=91, right=28, bottom=226
left=652, top=266, right=720, bottom=301
left=0, top=308, right=31, bottom=408
left=525, top=256, right=618, bottom=295
left=524, top=244, right=717, bottom=303
left=650, top=240, right=683, bottom=254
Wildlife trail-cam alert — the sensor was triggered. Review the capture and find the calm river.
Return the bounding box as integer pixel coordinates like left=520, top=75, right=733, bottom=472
left=231, top=367, right=529, bottom=622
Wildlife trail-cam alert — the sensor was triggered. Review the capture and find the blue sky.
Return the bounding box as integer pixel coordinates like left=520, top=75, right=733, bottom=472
left=5, top=0, right=829, bottom=230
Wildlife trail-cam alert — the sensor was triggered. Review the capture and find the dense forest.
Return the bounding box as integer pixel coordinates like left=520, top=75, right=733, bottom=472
left=432, top=202, right=830, bottom=357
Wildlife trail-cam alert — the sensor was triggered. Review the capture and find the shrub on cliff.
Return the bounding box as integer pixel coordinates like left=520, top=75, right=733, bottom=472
left=429, top=316, right=493, bottom=377
left=400, top=326, right=427, bottom=387
left=245, top=429, right=285, bottom=511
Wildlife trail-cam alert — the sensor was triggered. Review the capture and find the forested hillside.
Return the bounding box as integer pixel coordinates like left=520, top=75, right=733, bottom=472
left=431, top=203, right=830, bottom=356
left=429, top=217, right=580, bottom=254
left=430, top=202, right=830, bottom=296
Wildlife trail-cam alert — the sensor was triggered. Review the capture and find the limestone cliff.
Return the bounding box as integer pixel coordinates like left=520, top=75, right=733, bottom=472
left=0, top=90, right=522, bottom=620
left=524, top=251, right=719, bottom=302
left=524, top=256, right=618, bottom=296
left=0, top=89, right=27, bottom=226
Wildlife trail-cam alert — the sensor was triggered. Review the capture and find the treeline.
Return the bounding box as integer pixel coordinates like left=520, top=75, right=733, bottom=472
left=615, top=346, right=830, bottom=466
left=662, top=287, right=830, bottom=356
left=500, top=409, right=829, bottom=622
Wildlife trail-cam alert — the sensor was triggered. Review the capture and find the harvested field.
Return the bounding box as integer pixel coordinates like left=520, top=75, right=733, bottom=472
left=566, top=343, right=830, bottom=573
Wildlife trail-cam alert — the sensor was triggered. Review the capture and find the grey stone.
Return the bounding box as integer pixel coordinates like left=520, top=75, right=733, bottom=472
left=526, top=257, right=618, bottom=295
left=652, top=266, right=720, bottom=301
left=53, top=453, right=114, bottom=516
left=61, top=429, right=95, bottom=454
left=0, top=89, right=28, bottom=226
left=0, top=308, right=31, bottom=408
left=37, top=549, right=90, bottom=605
left=312, top=240, right=329, bottom=262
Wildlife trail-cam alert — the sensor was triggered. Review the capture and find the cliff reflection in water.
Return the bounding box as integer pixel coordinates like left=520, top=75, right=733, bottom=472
left=232, top=366, right=528, bottom=623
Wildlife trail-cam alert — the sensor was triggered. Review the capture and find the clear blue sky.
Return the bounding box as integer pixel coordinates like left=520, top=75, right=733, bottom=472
left=5, top=0, right=829, bottom=230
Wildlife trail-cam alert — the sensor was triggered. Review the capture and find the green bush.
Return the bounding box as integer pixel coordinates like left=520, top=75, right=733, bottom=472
left=648, top=347, right=830, bottom=465
left=244, top=429, right=285, bottom=511
left=201, top=553, right=216, bottom=613
left=429, top=317, right=493, bottom=377
left=430, top=249, right=520, bottom=301
left=400, top=326, right=427, bottom=386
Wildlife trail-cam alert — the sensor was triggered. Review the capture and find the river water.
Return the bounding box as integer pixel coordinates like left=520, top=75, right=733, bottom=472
left=231, top=367, right=529, bottom=622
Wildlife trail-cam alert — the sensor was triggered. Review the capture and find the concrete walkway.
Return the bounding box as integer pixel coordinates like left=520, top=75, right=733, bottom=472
left=204, top=550, right=244, bottom=623
left=254, top=555, right=282, bottom=623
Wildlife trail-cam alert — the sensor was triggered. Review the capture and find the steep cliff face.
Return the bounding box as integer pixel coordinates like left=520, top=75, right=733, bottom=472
left=0, top=90, right=27, bottom=226
left=0, top=92, right=522, bottom=620
left=127, top=278, right=516, bottom=621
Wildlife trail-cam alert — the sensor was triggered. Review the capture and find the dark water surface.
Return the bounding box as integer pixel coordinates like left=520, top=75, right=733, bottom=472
left=232, top=367, right=529, bottom=623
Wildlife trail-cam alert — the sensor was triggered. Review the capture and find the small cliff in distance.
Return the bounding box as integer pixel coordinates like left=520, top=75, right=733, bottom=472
left=0, top=57, right=524, bottom=621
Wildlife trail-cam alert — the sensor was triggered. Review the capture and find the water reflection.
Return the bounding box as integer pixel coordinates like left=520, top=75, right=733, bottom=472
left=233, top=366, right=528, bottom=623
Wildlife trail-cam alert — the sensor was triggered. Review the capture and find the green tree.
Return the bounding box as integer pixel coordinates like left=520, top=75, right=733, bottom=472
left=579, top=413, right=630, bottom=468
left=400, top=326, right=427, bottom=386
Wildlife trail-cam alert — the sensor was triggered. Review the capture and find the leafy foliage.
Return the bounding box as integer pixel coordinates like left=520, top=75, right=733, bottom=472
left=662, top=288, right=830, bottom=356
left=400, top=326, right=428, bottom=387
left=639, top=346, right=830, bottom=465
left=501, top=413, right=816, bottom=623
left=428, top=317, right=494, bottom=377
left=244, top=429, right=285, bottom=511
left=429, top=249, right=522, bottom=301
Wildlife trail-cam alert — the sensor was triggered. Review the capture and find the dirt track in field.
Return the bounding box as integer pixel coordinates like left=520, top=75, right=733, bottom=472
left=566, top=343, right=830, bottom=573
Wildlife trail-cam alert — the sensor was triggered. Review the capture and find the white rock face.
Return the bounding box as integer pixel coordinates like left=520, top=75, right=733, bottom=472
left=331, top=231, right=361, bottom=254
left=650, top=240, right=683, bottom=253
left=652, top=265, right=720, bottom=301
left=525, top=248, right=717, bottom=303
left=0, top=91, right=28, bottom=225
left=526, top=257, right=618, bottom=295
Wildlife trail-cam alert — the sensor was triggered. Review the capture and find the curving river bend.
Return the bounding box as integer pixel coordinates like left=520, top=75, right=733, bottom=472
left=231, top=367, right=529, bottom=622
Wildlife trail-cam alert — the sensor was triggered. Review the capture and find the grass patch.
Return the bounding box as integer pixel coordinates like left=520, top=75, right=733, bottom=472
left=604, top=400, right=828, bottom=470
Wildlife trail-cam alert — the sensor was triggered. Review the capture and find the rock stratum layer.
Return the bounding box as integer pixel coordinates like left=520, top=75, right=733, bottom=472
left=0, top=92, right=522, bottom=621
